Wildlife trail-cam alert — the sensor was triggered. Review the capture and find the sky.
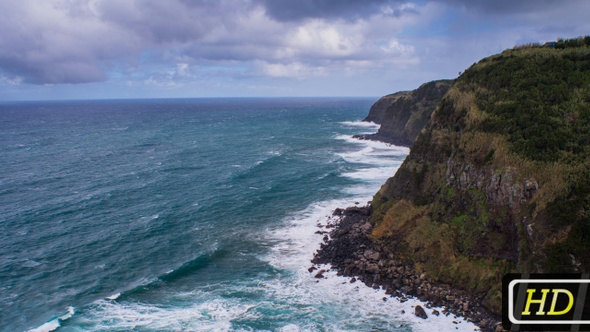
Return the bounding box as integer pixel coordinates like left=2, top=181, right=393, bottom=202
left=0, top=0, right=589, bottom=100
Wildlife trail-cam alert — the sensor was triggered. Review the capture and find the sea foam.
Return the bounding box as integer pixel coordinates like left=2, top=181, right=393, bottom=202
left=261, top=133, right=478, bottom=331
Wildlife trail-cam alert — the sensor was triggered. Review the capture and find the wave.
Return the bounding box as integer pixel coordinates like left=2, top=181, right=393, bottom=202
left=263, top=198, right=353, bottom=270
left=28, top=247, right=223, bottom=331
left=114, top=246, right=222, bottom=299
left=341, top=166, right=400, bottom=182
left=230, top=149, right=287, bottom=182
left=256, top=130, right=477, bottom=331
left=334, top=134, right=407, bottom=185
left=29, top=307, right=74, bottom=332
left=158, top=248, right=224, bottom=284
left=339, top=120, right=380, bottom=129
left=260, top=198, right=479, bottom=331
left=70, top=296, right=254, bottom=331
left=334, top=135, right=409, bottom=184
left=55, top=196, right=477, bottom=331
left=21, top=259, right=42, bottom=268
left=335, top=134, right=409, bottom=152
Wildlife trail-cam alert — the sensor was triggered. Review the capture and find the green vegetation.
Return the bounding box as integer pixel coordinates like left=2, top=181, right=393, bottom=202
left=460, top=37, right=590, bottom=162
left=370, top=36, right=590, bottom=314
left=555, top=36, right=590, bottom=49
left=544, top=168, right=590, bottom=272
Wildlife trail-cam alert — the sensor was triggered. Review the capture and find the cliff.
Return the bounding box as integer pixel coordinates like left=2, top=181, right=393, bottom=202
left=371, top=42, right=590, bottom=313
left=315, top=38, right=590, bottom=325
left=363, top=90, right=410, bottom=124
left=362, top=80, right=453, bottom=147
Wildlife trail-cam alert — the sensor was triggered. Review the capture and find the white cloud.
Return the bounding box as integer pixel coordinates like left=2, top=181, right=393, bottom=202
left=381, top=39, right=414, bottom=55
left=285, top=19, right=360, bottom=58
left=176, top=63, right=190, bottom=77
left=0, top=75, right=22, bottom=86
left=257, top=61, right=327, bottom=79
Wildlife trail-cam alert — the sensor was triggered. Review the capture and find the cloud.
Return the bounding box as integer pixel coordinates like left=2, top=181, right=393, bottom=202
left=256, top=61, right=327, bottom=79
left=0, top=0, right=141, bottom=84
left=1, top=0, right=588, bottom=93
left=0, top=0, right=427, bottom=86
left=440, top=0, right=578, bottom=15
left=437, top=0, right=590, bottom=36
left=253, top=0, right=415, bottom=22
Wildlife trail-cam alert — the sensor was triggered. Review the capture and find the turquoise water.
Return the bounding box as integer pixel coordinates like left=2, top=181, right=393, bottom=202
left=0, top=98, right=475, bottom=331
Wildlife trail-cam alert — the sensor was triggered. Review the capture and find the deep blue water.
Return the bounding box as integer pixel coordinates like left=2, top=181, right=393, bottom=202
left=0, top=98, right=474, bottom=331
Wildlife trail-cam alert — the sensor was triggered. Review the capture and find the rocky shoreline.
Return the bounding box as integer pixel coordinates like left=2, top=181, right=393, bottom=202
left=310, top=205, right=503, bottom=332
left=351, top=133, right=412, bottom=148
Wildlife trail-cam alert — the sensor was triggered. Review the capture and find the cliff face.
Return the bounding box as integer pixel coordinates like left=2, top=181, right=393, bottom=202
left=370, top=44, right=590, bottom=313
left=363, top=80, right=453, bottom=146
left=363, top=90, right=410, bottom=124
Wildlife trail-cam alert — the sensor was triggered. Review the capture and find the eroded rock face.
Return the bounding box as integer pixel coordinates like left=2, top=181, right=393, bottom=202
left=445, top=158, right=538, bottom=210
left=360, top=80, right=453, bottom=147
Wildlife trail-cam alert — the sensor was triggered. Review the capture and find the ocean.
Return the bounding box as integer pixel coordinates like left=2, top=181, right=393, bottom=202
left=0, top=98, right=477, bottom=331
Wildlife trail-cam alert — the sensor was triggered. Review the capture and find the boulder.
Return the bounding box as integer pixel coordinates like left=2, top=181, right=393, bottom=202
left=314, top=269, right=326, bottom=278
left=414, top=305, right=428, bottom=319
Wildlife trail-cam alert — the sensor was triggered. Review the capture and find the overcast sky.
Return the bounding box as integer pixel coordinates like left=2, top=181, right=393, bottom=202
left=1, top=0, right=589, bottom=100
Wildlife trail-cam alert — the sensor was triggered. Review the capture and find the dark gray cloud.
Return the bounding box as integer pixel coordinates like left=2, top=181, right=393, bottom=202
left=94, top=0, right=241, bottom=43
left=0, top=56, right=106, bottom=84
left=441, top=0, right=580, bottom=14
left=0, top=1, right=143, bottom=84
left=255, top=0, right=415, bottom=21
left=0, top=0, right=244, bottom=84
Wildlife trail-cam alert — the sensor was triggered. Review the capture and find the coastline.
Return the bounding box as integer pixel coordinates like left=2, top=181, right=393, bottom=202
left=352, top=133, right=413, bottom=148
left=310, top=204, right=503, bottom=332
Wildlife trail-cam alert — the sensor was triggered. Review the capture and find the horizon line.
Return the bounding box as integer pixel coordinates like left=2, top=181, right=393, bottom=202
left=0, top=95, right=381, bottom=103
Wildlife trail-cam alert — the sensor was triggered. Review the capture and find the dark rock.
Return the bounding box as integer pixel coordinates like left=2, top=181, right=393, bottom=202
left=364, top=250, right=380, bottom=261
left=343, top=265, right=353, bottom=275
left=314, top=270, right=326, bottom=278
left=312, top=201, right=500, bottom=331
left=414, top=305, right=428, bottom=319
left=366, top=264, right=379, bottom=274
left=308, top=266, right=316, bottom=273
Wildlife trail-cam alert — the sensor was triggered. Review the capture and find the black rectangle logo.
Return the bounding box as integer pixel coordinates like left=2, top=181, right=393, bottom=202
left=503, top=274, right=590, bottom=331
